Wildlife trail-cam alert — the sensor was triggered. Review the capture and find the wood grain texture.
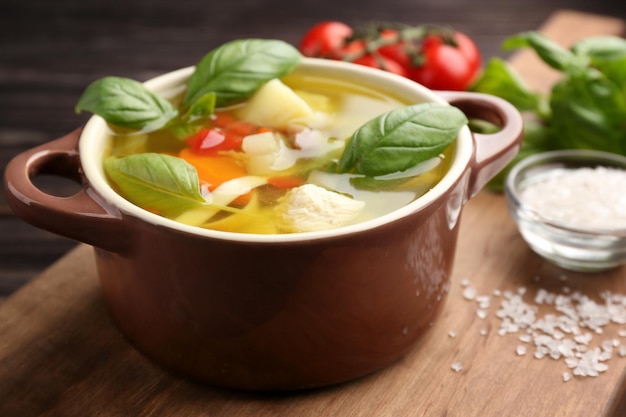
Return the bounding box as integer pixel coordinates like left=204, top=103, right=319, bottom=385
left=1, top=8, right=626, bottom=417
left=3, top=194, right=626, bottom=416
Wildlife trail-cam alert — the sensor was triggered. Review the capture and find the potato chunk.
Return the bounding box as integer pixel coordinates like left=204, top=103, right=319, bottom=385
left=275, top=184, right=365, bottom=232
left=234, top=79, right=314, bottom=129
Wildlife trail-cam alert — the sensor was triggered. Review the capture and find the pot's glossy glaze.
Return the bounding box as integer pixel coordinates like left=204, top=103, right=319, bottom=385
left=4, top=58, right=522, bottom=391
left=96, top=189, right=459, bottom=390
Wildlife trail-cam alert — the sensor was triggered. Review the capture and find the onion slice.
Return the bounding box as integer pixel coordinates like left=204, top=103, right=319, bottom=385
left=175, top=176, right=267, bottom=226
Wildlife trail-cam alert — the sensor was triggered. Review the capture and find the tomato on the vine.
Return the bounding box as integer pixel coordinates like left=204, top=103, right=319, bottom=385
left=352, top=53, right=409, bottom=77
left=408, top=32, right=481, bottom=91
left=376, top=29, right=412, bottom=68
left=299, top=21, right=353, bottom=58
left=298, top=21, right=481, bottom=91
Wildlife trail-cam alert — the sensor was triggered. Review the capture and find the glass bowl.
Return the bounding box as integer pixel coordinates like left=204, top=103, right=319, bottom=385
left=505, top=149, right=626, bottom=272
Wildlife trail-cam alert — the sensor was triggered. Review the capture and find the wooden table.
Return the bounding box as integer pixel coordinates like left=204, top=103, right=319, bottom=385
left=2, top=8, right=626, bottom=417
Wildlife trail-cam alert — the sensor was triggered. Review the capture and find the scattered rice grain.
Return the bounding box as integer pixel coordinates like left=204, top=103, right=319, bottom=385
left=463, top=286, right=477, bottom=301
left=457, top=278, right=626, bottom=381
left=477, top=295, right=491, bottom=308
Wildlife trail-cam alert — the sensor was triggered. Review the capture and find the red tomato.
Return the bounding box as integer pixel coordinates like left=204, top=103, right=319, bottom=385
left=377, top=29, right=412, bottom=69
left=299, top=21, right=353, bottom=58
left=185, top=128, right=243, bottom=155
left=185, top=114, right=270, bottom=155
left=299, top=22, right=481, bottom=90
left=408, top=32, right=481, bottom=91
left=224, top=120, right=260, bottom=137
left=334, top=38, right=366, bottom=60
left=352, top=53, right=409, bottom=77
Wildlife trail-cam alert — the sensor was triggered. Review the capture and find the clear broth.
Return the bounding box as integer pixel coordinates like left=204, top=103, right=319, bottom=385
left=104, top=74, right=454, bottom=234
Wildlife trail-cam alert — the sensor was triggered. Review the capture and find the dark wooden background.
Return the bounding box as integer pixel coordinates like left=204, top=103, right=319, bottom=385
left=1, top=0, right=625, bottom=302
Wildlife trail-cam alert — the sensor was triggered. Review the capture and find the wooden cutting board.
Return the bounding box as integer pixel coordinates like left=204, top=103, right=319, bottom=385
left=1, top=10, right=625, bottom=417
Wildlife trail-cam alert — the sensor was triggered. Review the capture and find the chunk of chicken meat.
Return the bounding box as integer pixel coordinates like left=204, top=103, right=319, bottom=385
left=275, top=184, right=365, bottom=232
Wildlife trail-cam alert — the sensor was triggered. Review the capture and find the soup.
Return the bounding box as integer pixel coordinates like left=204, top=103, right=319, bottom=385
left=102, top=73, right=455, bottom=234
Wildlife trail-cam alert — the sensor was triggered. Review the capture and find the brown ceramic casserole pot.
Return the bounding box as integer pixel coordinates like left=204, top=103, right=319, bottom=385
left=4, top=58, right=522, bottom=391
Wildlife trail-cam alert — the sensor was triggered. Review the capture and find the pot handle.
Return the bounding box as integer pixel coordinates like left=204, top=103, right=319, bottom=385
left=437, top=91, right=523, bottom=198
left=3, top=128, right=130, bottom=253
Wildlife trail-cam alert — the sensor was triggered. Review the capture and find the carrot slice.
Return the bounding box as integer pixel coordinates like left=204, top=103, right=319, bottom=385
left=267, top=175, right=305, bottom=189
left=178, top=148, right=251, bottom=205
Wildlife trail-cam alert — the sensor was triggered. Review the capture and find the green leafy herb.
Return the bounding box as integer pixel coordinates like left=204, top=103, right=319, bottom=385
left=104, top=153, right=206, bottom=216
left=75, top=77, right=178, bottom=130
left=347, top=176, right=412, bottom=191
left=184, top=39, right=302, bottom=108
left=502, top=31, right=581, bottom=72
left=571, top=36, right=626, bottom=94
left=550, top=67, right=626, bottom=153
left=167, top=91, right=217, bottom=139
left=183, top=92, right=216, bottom=121
left=336, top=102, right=467, bottom=177
left=471, top=31, right=626, bottom=190
left=75, top=39, right=302, bottom=133
left=469, top=58, right=549, bottom=119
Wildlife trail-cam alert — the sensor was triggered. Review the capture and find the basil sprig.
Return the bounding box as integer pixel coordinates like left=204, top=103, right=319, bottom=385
left=337, top=103, right=467, bottom=177
left=471, top=31, right=626, bottom=190
left=104, top=153, right=205, bottom=216
left=75, top=39, right=302, bottom=131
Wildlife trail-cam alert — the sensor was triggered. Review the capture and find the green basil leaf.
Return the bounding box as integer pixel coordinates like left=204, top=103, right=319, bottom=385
left=75, top=76, right=178, bottom=130
left=169, top=123, right=203, bottom=140
left=550, top=67, right=626, bottom=153
left=572, top=36, right=626, bottom=61
left=168, top=92, right=217, bottom=139
left=572, top=36, right=626, bottom=92
left=337, top=103, right=467, bottom=177
left=183, top=92, right=216, bottom=121
left=470, top=58, right=548, bottom=118
left=348, top=176, right=411, bottom=191
left=104, top=153, right=205, bottom=216
left=467, top=118, right=501, bottom=134
left=503, top=31, right=579, bottom=72
left=184, top=39, right=302, bottom=108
